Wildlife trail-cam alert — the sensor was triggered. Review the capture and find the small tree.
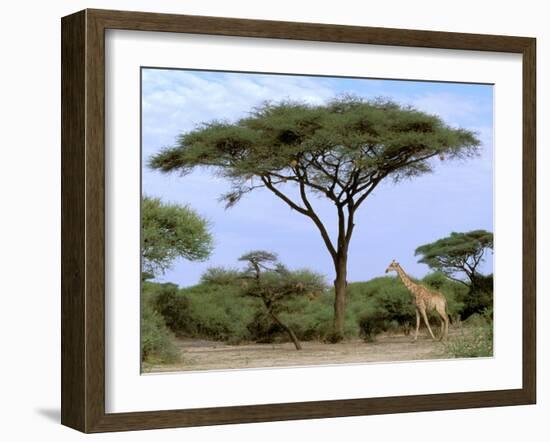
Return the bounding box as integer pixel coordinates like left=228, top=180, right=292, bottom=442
left=150, top=96, right=480, bottom=339
left=142, top=196, right=213, bottom=276
left=238, top=251, right=325, bottom=350
left=415, top=230, right=493, bottom=287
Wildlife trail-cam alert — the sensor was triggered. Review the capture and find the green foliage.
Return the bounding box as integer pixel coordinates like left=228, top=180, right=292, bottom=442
left=358, top=314, right=388, bottom=342
left=237, top=251, right=326, bottom=311
left=200, top=267, right=241, bottom=285
left=237, top=251, right=327, bottom=349
left=280, top=293, right=334, bottom=341
left=141, top=295, right=179, bottom=364
left=461, top=274, right=494, bottom=319
left=246, top=310, right=283, bottom=343
left=444, top=310, right=493, bottom=358
left=149, top=97, right=480, bottom=208
left=145, top=282, right=194, bottom=335
left=141, top=271, right=471, bottom=347
left=170, top=283, right=260, bottom=344
left=239, top=250, right=278, bottom=267
left=288, top=275, right=466, bottom=342
left=415, top=230, right=493, bottom=284
left=348, top=277, right=412, bottom=341
left=142, top=196, right=213, bottom=276
left=351, top=274, right=467, bottom=341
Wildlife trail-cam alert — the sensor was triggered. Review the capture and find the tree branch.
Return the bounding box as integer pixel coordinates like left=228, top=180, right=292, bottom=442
left=385, top=152, right=439, bottom=173
left=260, top=176, right=309, bottom=216
left=352, top=177, right=383, bottom=211
left=444, top=274, right=470, bottom=286
left=345, top=199, right=356, bottom=245
left=261, top=175, right=337, bottom=262
left=297, top=179, right=338, bottom=261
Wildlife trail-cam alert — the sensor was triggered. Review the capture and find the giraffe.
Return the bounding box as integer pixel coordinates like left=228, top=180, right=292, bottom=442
left=385, top=259, right=449, bottom=341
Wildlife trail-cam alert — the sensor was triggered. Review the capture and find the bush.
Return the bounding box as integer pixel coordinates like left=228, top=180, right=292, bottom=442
left=148, top=282, right=194, bottom=335
left=200, top=267, right=242, bottom=286
left=443, top=324, right=493, bottom=358
left=141, top=297, right=179, bottom=364
left=143, top=278, right=261, bottom=344
left=357, top=314, right=387, bottom=342
left=247, top=310, right=282, bottom=343
left=348, top=277, right=414, bottom=338
left=461, top=274, right=493, bottom=319
left=282, top=294, right=334, bottom=341
left=181, top=283, right=260, bottom=344
left=463, top=312, right=486, bottom=327
left=443, top=310, right=493, bottom=358
left=141, top=270, right=475, bottom=347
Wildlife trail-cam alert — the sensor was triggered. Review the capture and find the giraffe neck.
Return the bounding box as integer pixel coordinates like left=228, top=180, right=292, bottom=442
left=396, top=265, right=418, bottom=295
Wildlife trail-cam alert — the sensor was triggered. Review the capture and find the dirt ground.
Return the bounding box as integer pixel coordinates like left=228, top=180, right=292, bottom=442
left=144, top=331, right=456, bottom=373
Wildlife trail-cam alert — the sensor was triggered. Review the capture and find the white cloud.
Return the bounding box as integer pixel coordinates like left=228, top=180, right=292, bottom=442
left=141, top=70, right=336, bottom=156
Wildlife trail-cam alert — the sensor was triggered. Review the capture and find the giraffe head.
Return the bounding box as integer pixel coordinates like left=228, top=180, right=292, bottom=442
left=385, top=259, right=399, bottom=274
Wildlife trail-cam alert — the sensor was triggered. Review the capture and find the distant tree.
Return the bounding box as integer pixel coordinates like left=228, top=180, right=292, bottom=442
left=415, top=230, right=493, bottom=287
left=200, top=267, right=242, bottom=286
left=149, top=96, right=480, bottom=340
left=238, top=251, right=325, bottom=350
left=142, top=196, right=213, bottom=276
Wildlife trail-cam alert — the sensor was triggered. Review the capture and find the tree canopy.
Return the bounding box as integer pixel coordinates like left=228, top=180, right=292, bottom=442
left=150, top=96, right=479, bottom=212
left=149, top=96, right=481, bottom=338
left=142, top=196, right=213, bottom=276
left=415, top=230, right=493, bottom=285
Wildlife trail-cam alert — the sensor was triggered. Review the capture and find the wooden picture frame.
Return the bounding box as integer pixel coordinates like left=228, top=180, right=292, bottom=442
left=61, top=8, right=536, bottom=433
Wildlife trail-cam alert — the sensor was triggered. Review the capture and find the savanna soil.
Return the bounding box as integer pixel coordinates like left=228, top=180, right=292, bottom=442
left=143, top=330, right=461, bottom=373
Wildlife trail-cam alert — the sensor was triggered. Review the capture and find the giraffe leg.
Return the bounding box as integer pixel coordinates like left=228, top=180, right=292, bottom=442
left=420, top=308, right=436, bottom=340
left=435, top=304, right=450, bottom=340
left=412, top=310, right=420, bottom=343
left=440, top=310, right=450, bottom=341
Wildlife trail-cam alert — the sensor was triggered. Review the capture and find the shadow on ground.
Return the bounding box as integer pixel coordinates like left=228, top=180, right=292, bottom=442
left=35, top=408, right=60, bottom=423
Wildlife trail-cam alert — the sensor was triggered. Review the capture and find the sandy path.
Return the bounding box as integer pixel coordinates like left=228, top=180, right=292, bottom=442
left=144, top=331, right=455, bottom=373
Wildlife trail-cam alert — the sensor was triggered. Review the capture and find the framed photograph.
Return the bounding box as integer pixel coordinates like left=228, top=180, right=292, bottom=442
left=61, top=9, right=536, bottom=433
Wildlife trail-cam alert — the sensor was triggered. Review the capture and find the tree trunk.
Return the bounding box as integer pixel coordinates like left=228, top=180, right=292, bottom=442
left=268, top=310, right=302, bottom=350
left=332, top=253, right=348, bottom=341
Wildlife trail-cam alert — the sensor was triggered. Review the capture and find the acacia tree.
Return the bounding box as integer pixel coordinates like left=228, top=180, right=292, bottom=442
left=149, top=96, right=480, bottom=339
left=142, top=196, right=213, bottom=276
left=415, top=230, right=493, bottom=286
left=238, top=251, right=325, bottom=350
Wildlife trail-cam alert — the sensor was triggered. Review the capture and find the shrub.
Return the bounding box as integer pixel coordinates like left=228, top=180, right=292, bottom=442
left=324, top=330, right=345, bottom=344
left=200, top=267, right=242, bottom=286
left=461, top=274, right=494, bottom=319
left=247, top=310, right=282, bottom=343
left=182, top=283, right=260, bottom=344
left=148, top=282, right=194, bottom=335
left=443, top=324, right=493, bottom=358
left=463, top=312, right=486, bottom=327
left=357, top=313, right=387, bottom=342
left=281, top=294, right=334, bottom=341
left=141, top=297, right=179, bottom=364
left=348, top=277, right=414, bottom=337
left=141, top=270, right=477, bottom=347
left=443, top=310, right=493, bottom=358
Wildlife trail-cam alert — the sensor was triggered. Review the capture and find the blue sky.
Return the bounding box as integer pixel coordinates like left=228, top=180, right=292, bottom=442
left=142, top=68, right=493, bottom=287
